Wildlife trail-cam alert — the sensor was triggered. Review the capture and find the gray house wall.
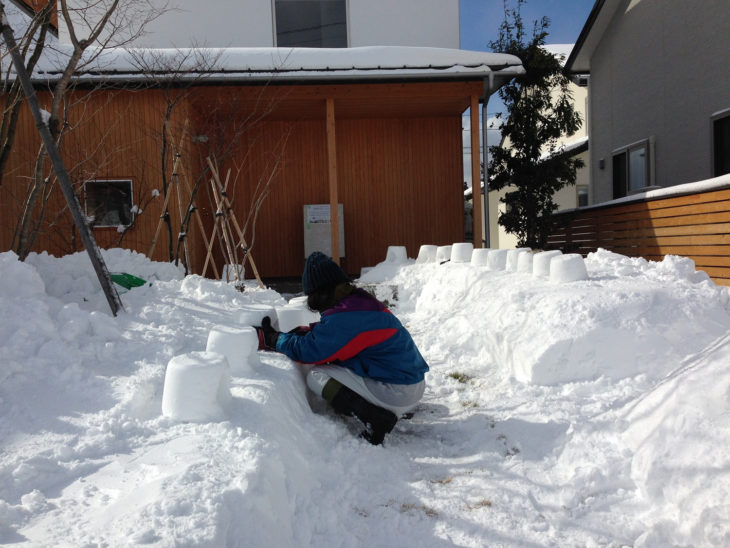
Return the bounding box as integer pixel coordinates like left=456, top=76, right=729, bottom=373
left=589, top=0, right=730, bottom=204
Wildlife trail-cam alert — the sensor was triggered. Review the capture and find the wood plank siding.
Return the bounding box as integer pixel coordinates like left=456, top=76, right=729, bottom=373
left=546, top=186, right=730, bottom=286
left=1, top=81, right=481, bottom=279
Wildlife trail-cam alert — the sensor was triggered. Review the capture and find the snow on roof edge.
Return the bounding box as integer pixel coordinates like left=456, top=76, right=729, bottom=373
left=30, top=45, right=524, bottom=84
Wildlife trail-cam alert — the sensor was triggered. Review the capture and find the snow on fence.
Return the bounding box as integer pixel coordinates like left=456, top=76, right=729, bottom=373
left=547, top=175, right=730, bottom=286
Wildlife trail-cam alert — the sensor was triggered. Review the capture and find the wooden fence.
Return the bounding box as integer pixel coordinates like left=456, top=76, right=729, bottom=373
left=546, top=183, right=730, bottom=286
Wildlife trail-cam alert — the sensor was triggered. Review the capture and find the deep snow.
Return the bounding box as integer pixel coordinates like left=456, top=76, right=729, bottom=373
left=1, top=246, right=730, bottom=547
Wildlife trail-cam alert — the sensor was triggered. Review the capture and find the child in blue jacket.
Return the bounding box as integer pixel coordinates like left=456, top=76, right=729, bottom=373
left=256, top=252, right=428, bottom=445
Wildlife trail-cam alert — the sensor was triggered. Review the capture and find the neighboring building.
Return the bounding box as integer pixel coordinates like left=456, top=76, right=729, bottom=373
left=1, top=0, right=523, bottom=278
left=59, top=0, right=461, bottom=49
left=565, top=0, right=730, bottom=204
left=484, top=44, right=589, bottom=249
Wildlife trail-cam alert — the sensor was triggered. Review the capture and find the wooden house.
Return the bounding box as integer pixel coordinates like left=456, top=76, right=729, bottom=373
left=0, top=0, right=524, bottom=279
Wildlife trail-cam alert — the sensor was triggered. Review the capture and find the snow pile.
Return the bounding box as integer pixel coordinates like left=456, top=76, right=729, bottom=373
left=2, top=246, right=730, bottom=546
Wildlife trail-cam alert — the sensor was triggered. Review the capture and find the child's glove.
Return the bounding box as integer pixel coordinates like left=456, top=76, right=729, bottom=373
left=288, top=325, right=311, bottom=336
left=255, top=316, right=280, bottom=351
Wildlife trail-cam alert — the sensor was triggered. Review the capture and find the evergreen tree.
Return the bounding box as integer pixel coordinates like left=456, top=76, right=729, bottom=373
left=488, top=0, right=583, bottom=249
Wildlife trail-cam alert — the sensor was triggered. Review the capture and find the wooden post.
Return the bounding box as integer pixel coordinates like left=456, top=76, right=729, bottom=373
left=470, top=95, right=483, bottom=248
left=326, top=98, right=340, bottom=264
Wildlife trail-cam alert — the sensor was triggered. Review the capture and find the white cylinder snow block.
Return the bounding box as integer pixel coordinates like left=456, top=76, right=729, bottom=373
left=450, top=243, right=473, bottom=263
left=532, top=250, right=563, bottom=278
left=222, top=264, right=245, bottom=283
left=416, top=245, right=438, bottom=264
left=161, top=351, right=231, bottom=422
left=517, top=251, right=534, bottom=274
left=238, top=304, right=277, bottom=328
left=486, top=249, right=508, bottom=271
left=550, top=254, right=589, bottom=283
left=506, top=248, right=531, bottom=271
left=288, top=295, right=308, bottom=306
left=276, top=306, right=317, bottom=333
left=206, top=325, right=260, bottom=375
left=436, top=245, right=452, bottom=262
left=470, top=248, right=491, bottom=266
left=385, top=246, right=408, bottom=264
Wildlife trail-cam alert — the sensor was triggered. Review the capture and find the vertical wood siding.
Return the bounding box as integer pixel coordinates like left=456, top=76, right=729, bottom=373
left=1, top=82, right=471, bottom=279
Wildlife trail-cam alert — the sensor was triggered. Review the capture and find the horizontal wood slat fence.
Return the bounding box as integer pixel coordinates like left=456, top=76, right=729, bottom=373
left=546, top=185, right=730, bottom=286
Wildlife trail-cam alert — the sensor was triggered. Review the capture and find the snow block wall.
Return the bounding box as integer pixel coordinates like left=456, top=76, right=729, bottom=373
left=361, top=248, right=730, bottom=386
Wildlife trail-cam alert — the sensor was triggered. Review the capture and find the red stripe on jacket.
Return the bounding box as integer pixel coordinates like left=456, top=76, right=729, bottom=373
left=315, top=328, right=398, bottom=365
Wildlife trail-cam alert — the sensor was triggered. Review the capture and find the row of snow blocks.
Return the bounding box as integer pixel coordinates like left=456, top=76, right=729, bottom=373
left=206, top=324, right=261, bottom=374
left=161, top=351, right=232, bottom=422
left=416, top=243, right=473, bottom=264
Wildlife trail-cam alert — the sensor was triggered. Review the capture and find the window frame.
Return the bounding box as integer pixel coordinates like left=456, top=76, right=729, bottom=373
left=711, top=108, right=730, bottom=177
left=84, top=179, right=135, bottom=229
left=272, top=0, right=348, bottom=48
left=612, top=138, right=651, bottom=198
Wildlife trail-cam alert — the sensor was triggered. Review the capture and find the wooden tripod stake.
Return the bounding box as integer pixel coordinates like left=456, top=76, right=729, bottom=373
left=205, top=157, right=264, bottom=288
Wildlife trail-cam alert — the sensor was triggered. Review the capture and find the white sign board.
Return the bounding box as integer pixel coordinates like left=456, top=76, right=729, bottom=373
left=303, top=204, right=345, bottom=258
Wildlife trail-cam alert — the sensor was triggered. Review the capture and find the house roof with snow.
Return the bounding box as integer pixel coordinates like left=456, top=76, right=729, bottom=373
left=33, top=45, right=524, bottom=95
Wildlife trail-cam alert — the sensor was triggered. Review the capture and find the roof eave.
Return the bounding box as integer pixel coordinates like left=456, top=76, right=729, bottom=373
left=565, top=0, right=622, bottom=74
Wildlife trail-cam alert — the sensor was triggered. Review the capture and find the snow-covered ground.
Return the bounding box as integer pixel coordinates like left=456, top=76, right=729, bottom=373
left=1, top=246, right=730, bottom=547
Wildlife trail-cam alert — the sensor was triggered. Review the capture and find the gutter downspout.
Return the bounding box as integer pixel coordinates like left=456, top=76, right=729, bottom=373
left=481, top=72, right=495, bottom=248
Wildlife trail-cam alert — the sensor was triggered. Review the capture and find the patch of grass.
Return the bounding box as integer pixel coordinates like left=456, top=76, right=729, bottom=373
left=448, top=371, right=472, bottom=384
left=400, top=503, right=438, bottom=518
left=467, top=499, right=493, bottom=510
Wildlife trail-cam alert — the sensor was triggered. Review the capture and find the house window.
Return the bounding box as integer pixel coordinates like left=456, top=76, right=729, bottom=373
left=84, top=180, right=134, bottom=227
left=577, top=185, right=589, bottom=207
left=612, top=140, right=649, bottom=198
left=274, top=0, right=347, bottom=47
left=713, top=111, right=730, bottom=176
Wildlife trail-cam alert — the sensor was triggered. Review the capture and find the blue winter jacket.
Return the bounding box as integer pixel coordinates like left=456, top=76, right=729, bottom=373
left=276, top=289, right=429, bottom=385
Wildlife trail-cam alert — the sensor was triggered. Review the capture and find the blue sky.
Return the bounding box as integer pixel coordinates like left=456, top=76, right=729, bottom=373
left=460, top=0, right=595, bottom=52
left=460, top=0, right=595, bottom=184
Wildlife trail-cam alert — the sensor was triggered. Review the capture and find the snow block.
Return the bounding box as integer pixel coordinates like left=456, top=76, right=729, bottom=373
left=517, top=251, right=534, bottom=274
left=276, top=302, right=319, bottom=333
left=436, top=245, right=452, bottom=263
left=487, top=249, right=508, bottom=271
left=238, top=304, right=277, bottom=328
left=161, top=351, right=231, bottom=422
left=222, top=263, right=245, bottom=283
left=506, top=248, right=531, bottom=271
left=550, top=254, right=588, bottom=283
left=470, top=248, right=491, bottom=266
left=385, top=246, right=408, bottom=264
left=206, top=324, right=260, bottom=375
left=532, top=250, right=562, bottom=278
left=450, top=243, right=473, bottom=263
left=416, top=245, right=438, bottom=264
